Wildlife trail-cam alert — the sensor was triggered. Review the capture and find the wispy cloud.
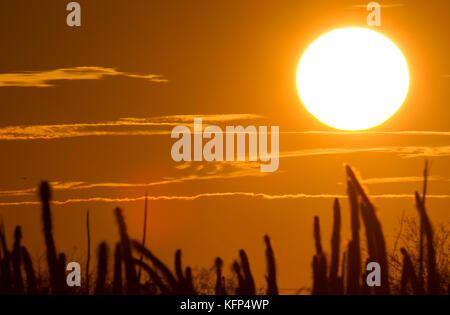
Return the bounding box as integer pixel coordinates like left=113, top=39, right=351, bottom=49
left=0, top=191, right=449, bottom=207
left=280, top=146, right=450, bottom=159
left=338, top=175, right=446, bottom=185
left=351, top=3, right=406, bottom=8
left=0, top=114, right=261, bottom=140
left=0, top=162, right=266, bottom=197
left=0, top=66, right=167, bottom=87
left=148, top=114, right=262, bottom=123
left=1, top=109, right=449, bottom=142
left=4, top=169, right=443, bottom=198
left=0, top=118, right=447, bottom=142
left=283, top=130, right=450, bottom=136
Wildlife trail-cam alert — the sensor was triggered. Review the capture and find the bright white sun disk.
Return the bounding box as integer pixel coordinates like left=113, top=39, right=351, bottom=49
left=296, top=27, right=409, bottom=130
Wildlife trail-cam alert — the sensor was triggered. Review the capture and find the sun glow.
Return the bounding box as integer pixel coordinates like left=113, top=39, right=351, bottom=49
left=296, top=27, right=409, bottom=130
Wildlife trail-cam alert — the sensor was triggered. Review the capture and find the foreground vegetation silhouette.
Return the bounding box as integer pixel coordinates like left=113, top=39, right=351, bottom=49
left=0, top=164, right=447, bottom=295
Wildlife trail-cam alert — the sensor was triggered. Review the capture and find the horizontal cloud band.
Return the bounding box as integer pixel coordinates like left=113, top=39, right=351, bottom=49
left=0, top=66, right=167, bottom=87
left=0, top=191, right=449, bottom=207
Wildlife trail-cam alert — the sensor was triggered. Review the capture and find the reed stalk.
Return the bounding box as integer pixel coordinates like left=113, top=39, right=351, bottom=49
left=329, top=199, right=341, bottom=294
left=264, top=235, right=278, bottom=295
left=85, top=209, right=90, bottom=295
left=95, top=242, right=108, bottom=295
left=115, top=208, right=139, bottom=294
left=137, top=193, right=148, bottom=283
left=113, top=242, right=123, bottom=295
left=39, top=182, right=60, bottom=294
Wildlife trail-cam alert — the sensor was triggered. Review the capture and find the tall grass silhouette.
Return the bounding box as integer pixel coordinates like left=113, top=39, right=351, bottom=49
left=85, top=209, right=91, bottom=295
left=0, top=164, right=446, bottom=295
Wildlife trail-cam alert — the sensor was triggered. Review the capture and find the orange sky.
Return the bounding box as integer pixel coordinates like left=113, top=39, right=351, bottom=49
left=0, top=0, right=449, bottom=291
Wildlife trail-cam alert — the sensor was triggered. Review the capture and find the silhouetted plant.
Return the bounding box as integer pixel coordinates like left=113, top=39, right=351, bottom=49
left=174, top=249, right=195, bottom=294
left=312, top=216, right=328, bottom=294
left=264, top=235, right=278, bottom=295
left=329, top=199, right=341, bottom=294
left=21, top=246, right=36, bottom=294
left=184, top=266, right=195, bottom=294
left=214, top=257, right=226, bottom=295
left=414, top=192, right=439, bottom=294
left=346, top=178, right=361, bottom=294
left=133, top=258, right=169, bottom=294
left=418, top=161, right=428, bottom=289
left=388, top=162, right=446, bottom=294
left=400, top=248, right=422, bottom=295
left=132, top=241, right=196, bottom=294
left=95, top=242, right=108, bottom=295
left=39, top=181, right=60, bottom=294
left=346, top=166, right=390, bottom=294
left=115, top=208, right=139, bottom=294
left=137, top=193, right=148, bottom=282
left=0, top=164, right=444, bottom=295
left=340, top=251, right=347, bottom=294
left=56, top=253, right=66, bottom=294
left=233, top=249, right=255, bottom=295
left=133, top=241, right=177, bottom=291
left=113, top=242, right=123, bottom=295
left=0, top=221, right=12, bottom=293
left=85, top=209, right=91, bottom=295
left=12, top=226, right=24, bottom=294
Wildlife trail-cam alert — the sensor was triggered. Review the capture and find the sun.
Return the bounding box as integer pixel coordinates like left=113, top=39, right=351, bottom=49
left=296, top=27, right=409, bottom=131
